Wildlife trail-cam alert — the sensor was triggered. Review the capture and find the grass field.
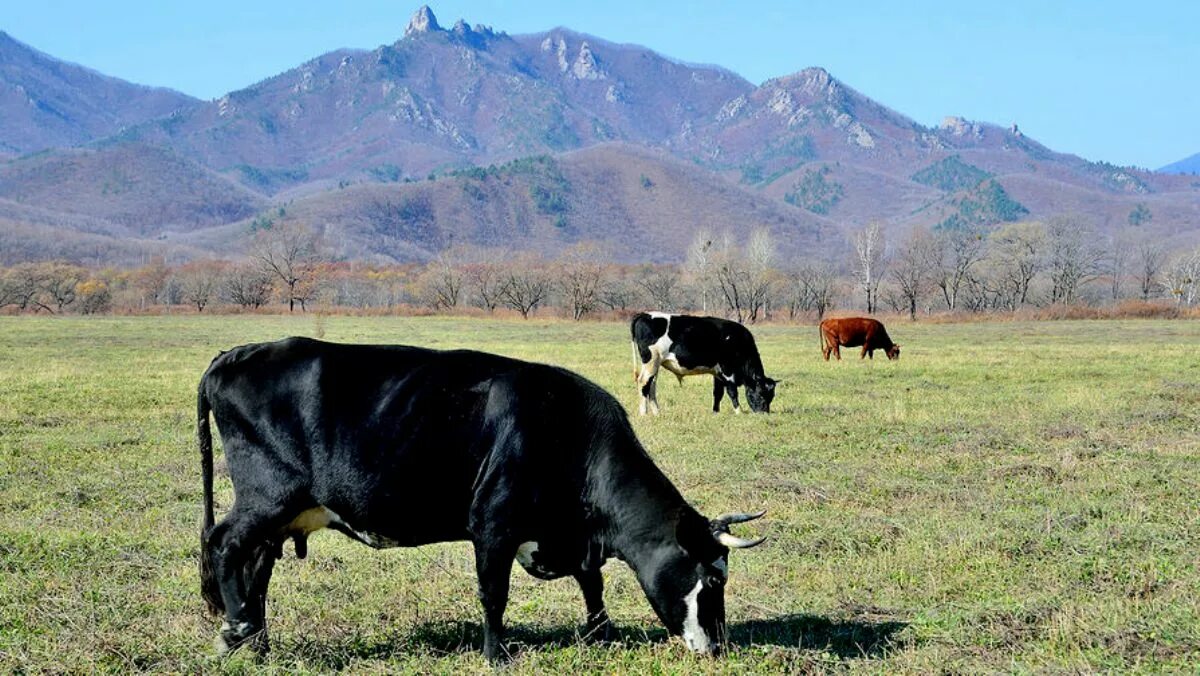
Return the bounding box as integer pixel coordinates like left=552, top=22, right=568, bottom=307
left=1, top=315, right=1198, bottom=673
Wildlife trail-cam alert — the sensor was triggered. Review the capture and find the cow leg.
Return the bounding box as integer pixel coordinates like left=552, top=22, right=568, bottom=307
left=822, top=340, right=831, bottom=361
left=861, top=345, right=869, bottom=360
left=637, top=351, right=662, bottom=416
left=647, top=374, right=660, bottom=415
left=208, top=507, right=279, bottom=655
left=833, top=344, right=841, bottom=360
left=725, top=381, right=742, bottom=414
left=239, top=540, right=281, bottom=654
left=474, top=541, right=517, bottom=663
left=712, top=377, right=724, bottom=413
left=574, top=569, right=612, bottom=641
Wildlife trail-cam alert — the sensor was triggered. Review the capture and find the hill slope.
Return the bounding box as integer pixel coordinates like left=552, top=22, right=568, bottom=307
left=0, top=142, right=265, bottom=234
left=179, top=144, right=840, bottom=264
left=0, top=32, right=197, bottom=156
left=1159, top=152, right=1200, bottom=175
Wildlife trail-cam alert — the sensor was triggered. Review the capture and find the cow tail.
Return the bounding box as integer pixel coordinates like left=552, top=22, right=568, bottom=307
left=197, top=378, right=224, bottom=615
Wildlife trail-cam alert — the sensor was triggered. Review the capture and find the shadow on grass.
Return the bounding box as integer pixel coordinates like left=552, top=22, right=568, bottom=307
left=728, top=613, right=909, bottom=659
left=281, top=613, right=908, bottom=667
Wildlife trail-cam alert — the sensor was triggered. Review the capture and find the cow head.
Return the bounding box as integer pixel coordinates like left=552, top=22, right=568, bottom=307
left=639, top=510, right=766, bottom=655
left=887, top=344, right=901, bottom=360
left=745, top=376, right=777, bottom=413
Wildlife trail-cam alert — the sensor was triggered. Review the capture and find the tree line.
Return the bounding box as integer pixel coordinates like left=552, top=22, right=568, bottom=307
left=2, top=218, right=1198, bottom=319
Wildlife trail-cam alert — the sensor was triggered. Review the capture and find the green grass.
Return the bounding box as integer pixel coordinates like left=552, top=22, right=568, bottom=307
left=1, top=316, right=1198, bottom=673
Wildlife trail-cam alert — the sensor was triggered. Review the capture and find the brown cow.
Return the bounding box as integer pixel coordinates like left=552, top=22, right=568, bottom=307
left=819, top=317, right=900, bottom=361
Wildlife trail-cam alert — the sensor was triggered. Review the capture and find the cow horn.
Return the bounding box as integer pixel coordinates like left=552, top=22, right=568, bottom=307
left=711, top=509, right=766, bottom=529
left=716, top=532, right=767, bottom=549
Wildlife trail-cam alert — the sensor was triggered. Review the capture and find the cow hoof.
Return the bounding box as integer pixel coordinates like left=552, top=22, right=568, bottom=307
left=215, top=621, right=265, bottom=656
left=483, top=641, right=512, bottom=664
left=584, top=618, right=613, bottom=643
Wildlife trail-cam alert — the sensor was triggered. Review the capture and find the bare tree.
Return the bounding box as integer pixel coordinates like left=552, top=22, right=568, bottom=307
left=499, top=256, right=550, bottom=319
left=420, top=251, right=464, bottom=310
left=40, top=262, right=85, bottom=312
left=935, top=227, right=986, bottom=310
left=745, top=228, right=777, bottom=320
left=790, top=261, right=838, bottom=319
left=554, top=242, right=607, bottom=320
left=987, top=221, right=1045, bottom=310
left=131, top=257, right=169, bottom=310
left=0, top=270, right=16, bottom=309
left=598, top=270, right=639, bottom=312
left=224, top=263, right=274, bottom=309
left=178, top=262, right=223, bottom=312
left=1045, top=216, right=1100, bottom=304
left=851, top=223, right=886, bottom=313
left=462, top=262, right=504, bottom=312
left=1134, top=242, right=1166, bottom=301
left=1162, top=248, right=1200, bottom=306
left=635, top=265, right=682, bottom=311
left=250, top=222, right=322, bottom=312
left=713, top=229, right=775, bottom=323
left=684, top=229, right=715, bottom=313
left=1101, top=233, right=1131, bottom=301
left=890, top=227, right=939, bottom=320
left=6, top=263, right=52, bottom=312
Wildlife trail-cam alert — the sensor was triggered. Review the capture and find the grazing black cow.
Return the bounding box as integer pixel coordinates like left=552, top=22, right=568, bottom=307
left=197, top=337, right=765, bottom=662
left=630, top=312, right=777, bottom=415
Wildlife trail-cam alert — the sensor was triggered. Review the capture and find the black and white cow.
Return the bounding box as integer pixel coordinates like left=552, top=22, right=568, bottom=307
left=631, top=312, right=777, bottom=415
left=197, top=337, right=765, bottom=662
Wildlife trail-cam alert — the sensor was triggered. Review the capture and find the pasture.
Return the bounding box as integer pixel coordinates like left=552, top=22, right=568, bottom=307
left=1, top=315, right=1198, bottom=673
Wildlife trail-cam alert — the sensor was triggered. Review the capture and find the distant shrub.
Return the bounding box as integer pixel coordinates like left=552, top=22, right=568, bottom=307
left=234, top=165, right=309, bottom=190
left=740, top=164, right=764, bottom=184
left=369, top=164, right=404, bottom=183
left=531, top=185, right=569, bottom=214
left=912, top=155, right=991, bottom=191
left=937, top=179, right=1027, bottom=230
left=1128, top=203, right=1152, bottom=226
left=785, top=166, right=844, bottom=214
left=76, top=279, right=111, bottom=314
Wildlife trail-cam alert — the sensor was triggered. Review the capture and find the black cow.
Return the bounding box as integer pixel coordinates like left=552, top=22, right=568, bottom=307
left=197, top=337, right=765, bottom=662
left=630, top=312, right=777, bottom=415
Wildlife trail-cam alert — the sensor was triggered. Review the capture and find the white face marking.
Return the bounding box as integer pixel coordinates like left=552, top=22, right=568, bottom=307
left=681, top=579, right=712, bottom=653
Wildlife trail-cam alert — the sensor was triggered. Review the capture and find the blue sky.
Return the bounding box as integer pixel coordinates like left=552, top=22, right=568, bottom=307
left=5, top=1, right=1197, bottom=168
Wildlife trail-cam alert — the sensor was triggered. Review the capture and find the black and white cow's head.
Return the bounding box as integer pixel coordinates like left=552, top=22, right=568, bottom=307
left=745, top=376, right=778, bottom=413
left=638, top=510, right=766, bottom=654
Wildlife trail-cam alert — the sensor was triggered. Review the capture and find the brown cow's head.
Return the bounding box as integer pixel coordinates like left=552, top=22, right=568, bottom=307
left=887, top=344, right=901, bottom=360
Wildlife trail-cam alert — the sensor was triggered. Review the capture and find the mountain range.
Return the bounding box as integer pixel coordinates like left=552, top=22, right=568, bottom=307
left=1159, top=152, right=1200, bottom=176
left=1, top=6, right=1197, bottom=266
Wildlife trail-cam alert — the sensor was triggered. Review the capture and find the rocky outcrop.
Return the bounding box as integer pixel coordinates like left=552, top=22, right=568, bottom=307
left=572, top=42, right=606, bottom=80
left=405, top=5, right=440, bottom=37
left=941, top=116, right=982, bottom=139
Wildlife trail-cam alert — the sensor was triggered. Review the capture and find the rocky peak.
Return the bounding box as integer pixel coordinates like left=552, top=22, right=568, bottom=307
left=405, top=6, right=441, bottom=37
left=941, top=116, right=981, bottom=138
left=572, top=42, right=605, bottom=80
